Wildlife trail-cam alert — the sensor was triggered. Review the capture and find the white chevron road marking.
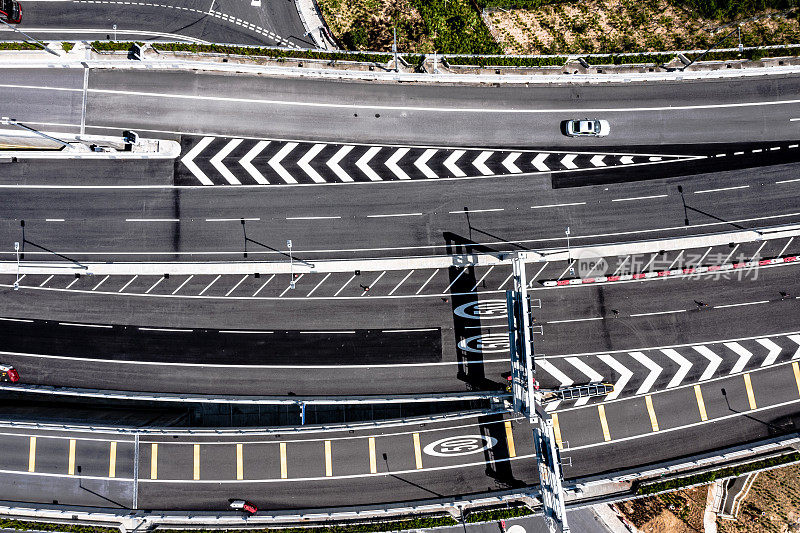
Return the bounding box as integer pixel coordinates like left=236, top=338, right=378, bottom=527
left=693, top=345, right=722, bottom=381
left=356, top=146, right=382, bottom=181
left=386, top=148, right=411, bottom=180
left=444, top=150, right=466, bottom=177
left=789, top=335, right=800, bottom=359
left=662, top=349, right=692, bottom=388
left=502, top=152, right=522, bottom=174
left=756, top=338, right=782, bottom=367
left=327, top=145, right=354, bottom=182
left=238, top=140, right=270, bottom=184
left=472, top=151, right=493, bottom=175
left=566, top=357, right=604, bottom=406
left=414, top=149, right=439, bottom=180
left=297, top=143, right=326, bottom=183
left=619, top=155, right=634, bottom=164
left=538, top=359, right=574, bottom=387
left=597, top=354, right=633, bottom=401
left=268, top=142, right=298, bottom=184
left=630, top=351, right=663, bottom=394
left=210, top=138, right=243, bottom=185
left=590, top=155, right=606, bottom=167
left=725, top=342, right=753, bottom=374
left=181, top=136, right=215, bottom=185
left=560, top=154, right=578, bottom=170
left=532, top=153, right=550, bottom=172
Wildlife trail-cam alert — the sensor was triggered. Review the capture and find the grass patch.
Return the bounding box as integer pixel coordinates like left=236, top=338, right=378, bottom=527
left=91, top=41, right=143, bottom=51
left=0, top=41, right=41, bottom=50
left=0, top=518, right=117, bottom=533
left=465, top=504, right=535, bottom=522
left=150, top=42, right=395, bottom=64
left=61, top=42, right=74, bottom=53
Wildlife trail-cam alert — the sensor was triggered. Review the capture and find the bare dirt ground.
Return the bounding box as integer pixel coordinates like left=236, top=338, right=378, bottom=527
left=616, top=486, right=707, bottom=532
left=485, top=0, right=800, bottom=54
left=718, top=463, right=800, bottom=533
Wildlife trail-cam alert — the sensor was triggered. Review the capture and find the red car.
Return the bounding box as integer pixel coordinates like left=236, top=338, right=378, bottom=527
left=0, top=364, right=19, bottom=383
left=0, top=0, right=22, bottom=24
left=229, top=499, right=257, bottom=514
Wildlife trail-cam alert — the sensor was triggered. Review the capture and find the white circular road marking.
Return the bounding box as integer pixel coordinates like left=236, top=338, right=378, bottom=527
left=422, top=435, right=498, bottom=457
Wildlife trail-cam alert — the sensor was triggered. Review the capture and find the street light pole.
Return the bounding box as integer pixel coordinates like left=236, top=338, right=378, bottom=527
left=1, top=117, right=71, bottom=148
left=13, top=241, right=19, bottom=291
left=0, top=18, right=60, bottom=56
left=287, top=239, right=295, bottom=289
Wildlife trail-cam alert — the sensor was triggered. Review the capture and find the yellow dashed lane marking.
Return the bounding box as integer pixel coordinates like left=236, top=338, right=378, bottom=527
left=744, top=373, right=757, bottom=410
left=413, top=433, right=423, bottom=469
left=694, top=385, right=708, bottom=421
left=28, top=436, right=36, bottom=473
left=280, top=442, right=287, bottom=479
left=368, top=437, right=377, bottom=474
left=324, top=440, right=332, bottom=477
left=793, top=362, right=800, bottom=397
left=551, top=413, right=563, bottom=449
left=236, top=443, right=243, bottom=480
left=193, top=444, right=200, bottom=480
left=150, top=443, right=158, bottom=480
left=645, top=395, right=659, bottom=432
left=597, top=405, right=611, bottom=441
left=504, top=420, right=516, bottom=458
left=68, top=439, right=76, bottom=475
left=109, top=442, right=117, bottom=478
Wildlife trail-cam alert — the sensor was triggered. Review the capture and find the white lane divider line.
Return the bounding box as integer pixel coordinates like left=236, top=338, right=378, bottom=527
left=225, top=275, right=249, bottom=297
left=206, top=217, right=260, bottom=222
left=356, top=147, right=382, bottom=181
left=756, top=338, right=782, bottom=367
left=694, top=185, right=750, bottom=194
left=361, top=271, right=386, bottom=296
left=389, top=270, right=415, bottom=295
left=531, top=202, right=586, bottom=209
left=91, top=275, right=110, bottom=291
left=630, top=351, right=663, bottom=394
left=238, top=140, right=270, bottom=184
left=198, top=274, right=222, bottom=296
left=45, top=219, right=65, bottom=222
left=444, top=150, right=466, bottom=177
left=209, top=138, right=244, bottom=185
left=333, top=275, right=355, bottom=297
left=502, top=152, right=522, bottom=174
left=327, top=145, right=355, bottom=182
left=252, top=274, right=275, bottom=296
left=366, top=212, right=423, bottom=218
left=286, top=215, right=341, bottom=220
left=125, top=218, right=179, bottom=222
left=416, top=270, right=439, bottom=295
left=472, top=151, right=493, bottom=175
left=306, top=273, right=331, bottom=297
left=693, top=345, right=722, bottom=381
left=662, top=348, right=692, bottom=388
left=442, top=268, right=467, bottom=294
left=39, top=275, right=54, bottom=288
left=596, top=354, right=632, bottom=401
left=565, top=357, right=604, bottom=406
left=750, top=240, right=767, bottom=261
left=297, top=143, right=327, bottom=183
left=778, top=237, right=794, bottom=257
left=145, top=276, right=165, bottom=294
left=268, top=142, right=298, bottom=184
left=59, top=322, right=112, bottom=329
left=722, top=243, right=740, bottom=264
left=471, top=266, right=495, bottom=291
left=714, top=300, right=769, bottom=309
left=118, top=275, right=137, bottom=293
left=611, top=194, right=668, bottom=203
left=532, top=153, right=550, bottom=172
left=725, top=342, right=754, bottom=374
left=385, top=148, right=411, bottom=180
left=280, top=274, right=303, bottom=297
left=181, top=136, right=214, bottom=186
left=629, top=310, right=686, bottom=317
left=172, top=275, right=193, bottom=295
left=414, top=149, right=439, bottom=180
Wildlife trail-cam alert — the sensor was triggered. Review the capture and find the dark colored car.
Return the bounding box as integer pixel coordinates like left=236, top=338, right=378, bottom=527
left=0, top=364, right=19, bottom=383
left=0, top=0, right=21, bottom=24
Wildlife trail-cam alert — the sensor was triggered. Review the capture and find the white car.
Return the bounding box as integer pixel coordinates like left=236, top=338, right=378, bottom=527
left=564, top=119, right=610, bottom=137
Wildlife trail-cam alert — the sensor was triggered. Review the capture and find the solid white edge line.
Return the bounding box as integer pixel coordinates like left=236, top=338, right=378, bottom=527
left=693, top=185, right=751, bottom=194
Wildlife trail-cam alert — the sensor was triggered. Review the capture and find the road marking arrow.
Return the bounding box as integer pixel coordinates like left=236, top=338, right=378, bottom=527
left=693, top=345, right=722, bottom=381
left=590, top=155, right=606, bottom=167
left=386, top=148, right=411, bottom=180
left=414, top=149, right=439, bottom=180
left=297, top=143, right=326, bottom=183
left=537, top=359, right=573, bottom=387
left=756, top=338, right=782, bottom=367
left=566, top=357, right=604, bottom=406
left=789, top=335, right=800, bottom=359
left=356, top=146, right=382, bottom=181
left=472, top=151, right=493, bottom=175
left=238, top=140, right=270, bottom=184
left=502, top=152, right=522, bottom=174
left=327, top=145, right=354, bottom=182
left=725, top=342, right=754, bottom=374
left=444, top=150, right=466, bottom=177
left=619, top=156, right=634, bottom=164
left=662, top=349, right=692, bottom=388
left=268, top=142, right=298, bottom=184
left=630, top=351, right=663, bottom=394
left=532, top=153, right=550, bottom=172
left=210, top=138, right=243, bottom=185
left=181, top=136, right=215, bottom=185
left=597, top=354, right=633, bottom=401
left=560, top=153, right=578, bottom=169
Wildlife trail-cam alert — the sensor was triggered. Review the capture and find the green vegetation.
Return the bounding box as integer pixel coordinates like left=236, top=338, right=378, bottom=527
left=0, top=518, right=117, bottom=533
left=151, top=42, right=395, bottom=64
left=637, top=452, right=800, bottom=495
left=0, top=41, right=40, bottom=50
left=409, top=0, right=502, bottom=54
left=465, top=504, right=535, bottom=522
left=672, top=0, right=798, bottom=21
left=61, top=42, right=74, bottom=53
left=163, top=515, right=459, bottom=533
left=90, top=41, right=143, bottom=51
